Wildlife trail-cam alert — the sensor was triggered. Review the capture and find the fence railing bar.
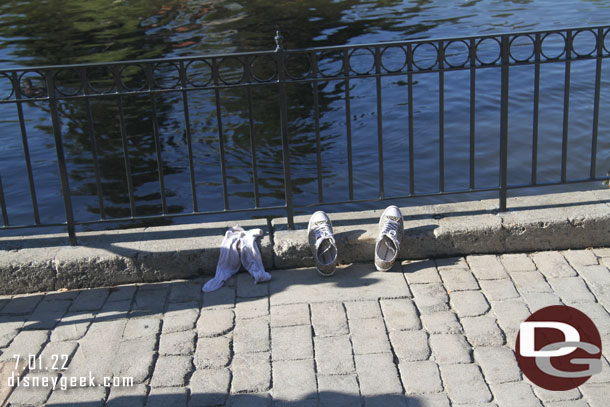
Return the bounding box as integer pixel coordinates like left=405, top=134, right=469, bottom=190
left=407, top=43, right=415, bottom=195
left=312, top=52, right=324, bottom=203
left=150, top=92, right=167, bottom=215
left=343, top=49, right=354, bottom=201
left=275, top=31, right=295, bottom=229
left=178, top=60, right=198, bottom=213
left=532, top=33, right=541, bottom=185
left=590, top=27, right=603, bottom=179
left=439, top=41, right=445, bottom=193
left=46, top=72, right=77, bottom=245
left=561, top=30, right=572, bottom=183
left=83, top=94, right=105, bottom=219
left=0, top=173, right=8, bottom=226
left=117, top=94, right=136, bottom=218
left=499, top=35, right=509, bottom=211
left=246, top=86, right=260, bottom=208
left=375, top=46, right=384, bottom=198
left=13, top=72, right=41, bottom=225
left=469, top=39, right=476, bottom=190
left=212, top=58, right=230, bottom=210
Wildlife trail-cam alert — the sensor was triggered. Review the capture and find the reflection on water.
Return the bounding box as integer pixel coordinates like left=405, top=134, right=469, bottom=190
left=1, top=0, right=610, bottom=228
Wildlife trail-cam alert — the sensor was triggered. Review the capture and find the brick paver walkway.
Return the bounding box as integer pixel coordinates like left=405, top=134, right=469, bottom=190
left=1, top=249, right=610, bottom=407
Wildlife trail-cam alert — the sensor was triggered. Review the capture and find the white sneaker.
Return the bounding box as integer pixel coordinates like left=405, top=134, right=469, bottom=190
left=375, top=205, right=404, bottom=271
left=307, top=211, right=338, bottom=276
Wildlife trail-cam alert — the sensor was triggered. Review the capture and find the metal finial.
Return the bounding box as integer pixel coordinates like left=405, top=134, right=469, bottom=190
left=274, top=30, right=284, bottom=51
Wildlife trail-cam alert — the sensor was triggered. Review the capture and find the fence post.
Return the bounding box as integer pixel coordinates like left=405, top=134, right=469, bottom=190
left=499, top=35, right=509, bottom=212
left=46, top=71, right=77, bottom=245
left=275, top=31, right=295, bottom=230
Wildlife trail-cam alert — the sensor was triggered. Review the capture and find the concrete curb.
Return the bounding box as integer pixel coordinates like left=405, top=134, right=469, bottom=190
left=1, top=189, right=610, bottom=294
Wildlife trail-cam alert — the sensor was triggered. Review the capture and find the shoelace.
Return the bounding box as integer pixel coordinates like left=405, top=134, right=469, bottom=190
left=313, top=223, right=333, bottom=243
left=381, top=217, right=400, bottom=241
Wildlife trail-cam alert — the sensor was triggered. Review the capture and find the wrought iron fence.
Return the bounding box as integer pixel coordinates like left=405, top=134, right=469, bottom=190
left=1, top=26, right=609, bottom=245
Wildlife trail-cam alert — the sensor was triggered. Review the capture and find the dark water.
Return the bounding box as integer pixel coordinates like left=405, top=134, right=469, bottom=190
left=1, top=0, right=610, bottom=229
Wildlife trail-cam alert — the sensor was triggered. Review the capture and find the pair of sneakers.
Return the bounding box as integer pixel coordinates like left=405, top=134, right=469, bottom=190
left=307, top=206, right=404, bottom=276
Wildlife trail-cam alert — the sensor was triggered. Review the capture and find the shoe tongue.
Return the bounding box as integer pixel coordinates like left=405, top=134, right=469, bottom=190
left=381, top=233, right=398, bottom=255
left=316, top=236, right=335, bottom=257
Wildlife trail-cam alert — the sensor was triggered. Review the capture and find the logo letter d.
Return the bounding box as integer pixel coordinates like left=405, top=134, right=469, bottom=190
left=520, top=321, right=580, bottom=357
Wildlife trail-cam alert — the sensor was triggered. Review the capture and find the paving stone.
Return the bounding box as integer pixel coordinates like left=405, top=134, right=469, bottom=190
left=587, top=355, right=610, bottom=384
left=229, top=393, right=272, bottom=407
left=38, top=340, right=78, bottom=371
left=533, top=386, right=582, bottom=403
left=580, top=383, right=609, bottom=407
left=410, top=393, right=450, bottom=407
left=106, top=285, right=137, bottom=302
left=467, top=255, right=508, bottom=280
left=46, top=385, right=106, bottom=406
left=547, top=277, right=597, bottom=304
left=274, top=399, right=317, bottom=407
left=150, top=355, right=192, bottom=388
left=147, top=387, right=188, bottom=407
left=169, top=281, right=201, bottom=303
left=235, top=297, right=269, bottom=320
left=237, top=272, right=270, bottom=298
left=410, top=284, right=449, bottom=314
left=106, top=384, right=147, bottom=407
left=132, top=287, right=168, bottom=314
left=0, top=316, right=24, bottom=347
left=439, top=268, right=480, bottom=291
left=532, top=251, right=577, bottom=278
left=0, top=330, right=49, bottom=362
left=122, top=316, right=161, bottom=340
left=345, top=301, right=382, bottom=319
left=435, top=257, right=469, bottom=271
left=314, top=335, right=355, bottom=374
left=272, top=359, right=316, bottom=401
left=576, top=302, right=610, bottom=335
left=112, top=335, right=157, bottom=384
left=349, top=317, right=392, bottom=354
left=474, top=346, right=521, bottom=384
left=189, top=368, right=231, bottom=407
left=380, top=299, right=421, bottom=330
left=48, top=310, right=94, bottom=342
left=429, top=333, right=472, bottom=364
left=491, top=299, right=531, bottom=343
left=420, top=311, right=462, bottom=334
left=197, top=309, right=235, bottom=337
left=403, top=259, right=442, bottom=284
left=398, top=360, right=442, bottom=394
left=163, top=302, right=199, bottom=333
left=510, top=271, right=553, bottom=293
left=7, top=371, right=58, bottom=406
left=311, top=303, right=348, bottom=336
left=159, top=330, right=196, bottom=355
left=272, top=324, right=313, bottom=361
left=231, top=352, right=271, bottom=393
left=270, top=303, right=310, bottom=327
left=575, top=265, right=610, bottom=308
left=491, top=382, right=542, bottom=407
left=318, top=374, right=360, bottom=407
left=440, top=364, right=492, bottom=404
left=461, top=315, right=505, bottom=346
left=500, top=253, right=537, bottom=272
left=592, top=247, right=610, bottom=257
left=194, top=335, right=231, bottom=369
left=1, top=294, right=43, bottom=315
left=355, top=353, right=403, bottom=396
left=562, top=249, right=599, bottom=267
left=479, top=279, right=520, bottom=301
left=363, top=395, right=409, bottom=407
left=389, top=330, right=430, bottom=361
left=544, top=400, right=588, bottom=407
left=202, top=286, right=235, bottom=309
left=69, top=288, right=109, bottom=312
left=233, top=317, right=270, bottom=353
left=449, top=290, right=490, bottom=317
left=521, top=292, right=563, bottom=311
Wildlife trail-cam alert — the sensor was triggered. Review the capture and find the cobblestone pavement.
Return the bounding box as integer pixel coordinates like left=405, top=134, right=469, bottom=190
left=1, top=248, right=610, bottom=407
